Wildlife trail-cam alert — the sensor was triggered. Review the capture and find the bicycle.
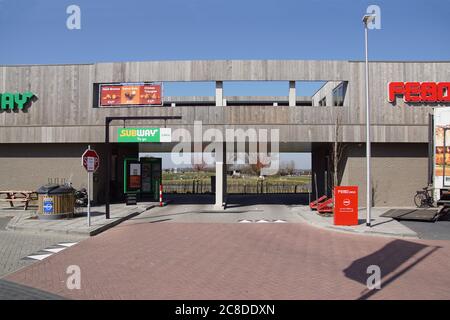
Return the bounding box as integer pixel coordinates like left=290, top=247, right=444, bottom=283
left=414, top=186, right=435, bottom=208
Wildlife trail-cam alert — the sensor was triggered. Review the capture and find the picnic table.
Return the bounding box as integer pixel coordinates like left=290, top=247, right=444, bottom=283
left=0, top=191, right=37, bottom=210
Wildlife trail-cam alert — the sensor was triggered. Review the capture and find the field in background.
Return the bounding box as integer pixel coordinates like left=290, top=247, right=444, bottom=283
left=162, top=171, right=311, bottom=194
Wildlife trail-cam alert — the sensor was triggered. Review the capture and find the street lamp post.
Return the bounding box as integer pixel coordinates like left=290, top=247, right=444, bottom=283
left=362, top=14, right=376, bottom=227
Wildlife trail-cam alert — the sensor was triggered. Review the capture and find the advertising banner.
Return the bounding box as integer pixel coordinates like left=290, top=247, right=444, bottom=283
left=334, top=186, right=358, bottom=226
left=434, top=108, right=450, bottom=196
left=129, top=163, right=141, bottom=189
left=117, top=128, right=172, bottom=143
left=99, top=83, right=162, bottom=107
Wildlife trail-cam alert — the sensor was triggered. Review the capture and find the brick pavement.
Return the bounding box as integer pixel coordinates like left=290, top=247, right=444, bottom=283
left=4, top=221, right=450, bottom=300
left=0, top=230, right=84, bottom=278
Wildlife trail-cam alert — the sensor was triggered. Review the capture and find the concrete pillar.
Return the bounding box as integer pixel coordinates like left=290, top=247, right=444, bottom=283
left=311, top=143, right=330, bottom=201
left=214, top=142, right=227, bottom=209
left=215, top=81, right=223, bottom=107
left=289, top=81, right=296, bottom=107
left=215, top=162, right=227, bottom=208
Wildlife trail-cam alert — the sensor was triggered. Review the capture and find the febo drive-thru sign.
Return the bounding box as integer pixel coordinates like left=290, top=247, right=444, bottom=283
left=334, top=186, right=358, bottom=226
left=388, top=82, right=450, bottom=103
left=82, top=148, right=100, bottom=173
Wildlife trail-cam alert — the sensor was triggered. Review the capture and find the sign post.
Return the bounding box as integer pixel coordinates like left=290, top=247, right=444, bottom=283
left=82, top=146, right=100, bottom=227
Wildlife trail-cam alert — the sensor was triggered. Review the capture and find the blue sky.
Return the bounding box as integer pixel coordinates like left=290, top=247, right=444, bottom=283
left=0, top=0, right=448, bottom=96
left=0, top=0, right=448, bottom=64
left=0, top=0, right=448, bottom=168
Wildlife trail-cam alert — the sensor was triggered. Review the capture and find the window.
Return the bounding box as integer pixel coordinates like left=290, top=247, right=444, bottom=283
left=332, top=82, right=347, bottom=106
left=319, top=97, right=327, bottom=106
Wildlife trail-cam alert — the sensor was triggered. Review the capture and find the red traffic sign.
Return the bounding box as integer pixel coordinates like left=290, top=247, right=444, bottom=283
left=82, top=149, right=100, bottom=173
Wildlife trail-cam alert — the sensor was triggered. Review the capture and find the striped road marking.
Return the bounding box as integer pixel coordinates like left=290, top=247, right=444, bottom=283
left=23, top=242, right=78, bottom=261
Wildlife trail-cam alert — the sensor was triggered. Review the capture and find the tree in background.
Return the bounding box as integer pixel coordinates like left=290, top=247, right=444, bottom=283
left=285, top=160, right=295, bottom=176
left=329, top=111, right=347, bottom=188
left=251, top=155, right=270, bottom=178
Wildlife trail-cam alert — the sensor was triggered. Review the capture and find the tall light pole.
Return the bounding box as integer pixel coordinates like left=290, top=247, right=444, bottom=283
left=362, top=13, right=376, bottom=227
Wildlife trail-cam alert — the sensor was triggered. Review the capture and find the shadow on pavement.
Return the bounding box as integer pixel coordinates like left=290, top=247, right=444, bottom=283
left=226, top=194, right=309, bottom=208
left=343, top=239, right=441, bottom=300
left=164, top=193, right=309, bottom=207
left=0, top=279, right=66, bottom=300
left=164, top=194, right=215, bottom=205
left=73, top=210, right=105, bottom=218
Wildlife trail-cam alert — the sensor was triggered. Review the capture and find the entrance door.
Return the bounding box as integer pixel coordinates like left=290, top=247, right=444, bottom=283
left=140, top=157, right=162, bottom=201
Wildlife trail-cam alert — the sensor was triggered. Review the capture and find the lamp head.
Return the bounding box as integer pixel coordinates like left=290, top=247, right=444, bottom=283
left=362, top=14, right=376, bottom=26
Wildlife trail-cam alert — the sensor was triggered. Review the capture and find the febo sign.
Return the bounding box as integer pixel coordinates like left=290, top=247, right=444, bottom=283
left=388, top=82, right=450, bottom=103
left=82, top=149, right=100, bottom=173
left=334, top=186, right=358, bottom=226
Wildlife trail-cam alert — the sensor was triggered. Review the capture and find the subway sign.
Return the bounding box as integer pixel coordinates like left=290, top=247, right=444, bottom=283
left=388, top=82, right=450, bottom=103
left=117, top=128, right=172, bottom=143
left=0, top=92, right=35, bottom=110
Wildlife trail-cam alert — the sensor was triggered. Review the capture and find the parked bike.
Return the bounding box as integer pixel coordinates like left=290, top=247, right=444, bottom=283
left=75, top=188, right=88, bottom=207
left=414, top=186, right=434, bottom=208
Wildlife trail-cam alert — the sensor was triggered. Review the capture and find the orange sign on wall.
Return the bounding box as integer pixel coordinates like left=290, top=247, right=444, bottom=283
left=99, top=83, right=162, bottom=107
left=334, top=186, right=358, bottom=226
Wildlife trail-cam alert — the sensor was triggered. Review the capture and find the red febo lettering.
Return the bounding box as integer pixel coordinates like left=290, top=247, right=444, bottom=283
left=438, top=83, right=450, bottom=102
left=420, top=82, right=438, bottom=102
left=389, top=82, right=450, bottom=103
left=405, top=82, right=421, bottom=102
left=388, top=82, right=405, bottom=102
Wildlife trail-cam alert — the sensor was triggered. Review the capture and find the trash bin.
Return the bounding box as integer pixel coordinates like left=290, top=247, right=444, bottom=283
left=36, top=184, right=75, bottom=220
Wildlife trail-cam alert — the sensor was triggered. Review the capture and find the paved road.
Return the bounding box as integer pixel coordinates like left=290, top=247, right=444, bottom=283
left=0, top=212, right=85, bottom=279
left=3, top=202, right=450, bottom=300
left=400, top=218, right=450, bottom=240
left=130, top=196, right=305, bottom=224
left=0, top=279, right=65, bottom=300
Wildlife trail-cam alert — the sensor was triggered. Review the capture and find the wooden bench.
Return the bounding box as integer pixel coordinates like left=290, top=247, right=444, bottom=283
left=0, top=191, right=37, bottom=210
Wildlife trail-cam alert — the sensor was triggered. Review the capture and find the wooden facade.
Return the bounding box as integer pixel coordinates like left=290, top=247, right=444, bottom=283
left=1, top=60, right=447, bottom=145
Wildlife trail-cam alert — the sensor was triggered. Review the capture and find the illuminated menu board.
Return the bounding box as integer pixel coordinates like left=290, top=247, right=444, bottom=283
left=99, top=83, right=162, bottom=107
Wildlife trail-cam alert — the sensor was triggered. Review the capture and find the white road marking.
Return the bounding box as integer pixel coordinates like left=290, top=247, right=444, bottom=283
left=58, top=242, right=78, bottom=247
left=43, top=247, right=67, bottom=253
left=26, top=254, right=53, bottom=261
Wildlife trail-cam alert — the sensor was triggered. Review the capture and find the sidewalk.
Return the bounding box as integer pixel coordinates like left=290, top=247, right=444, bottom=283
left=294, top=206, right=419, bottom=238
left=5, top=203, right=157, bottom=236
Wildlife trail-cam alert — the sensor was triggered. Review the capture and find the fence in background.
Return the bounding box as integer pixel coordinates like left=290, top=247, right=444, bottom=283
left=163, top=180, right=311, bottom=194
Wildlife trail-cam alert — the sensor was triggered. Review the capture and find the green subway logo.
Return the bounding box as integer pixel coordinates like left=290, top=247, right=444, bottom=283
left=0, top=92, right=35, bottom=110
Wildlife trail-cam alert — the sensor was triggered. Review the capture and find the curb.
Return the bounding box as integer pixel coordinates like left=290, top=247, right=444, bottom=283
left=6, top=205, right=156, bottom=237
left=295, top=209, right=419, bottom=239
